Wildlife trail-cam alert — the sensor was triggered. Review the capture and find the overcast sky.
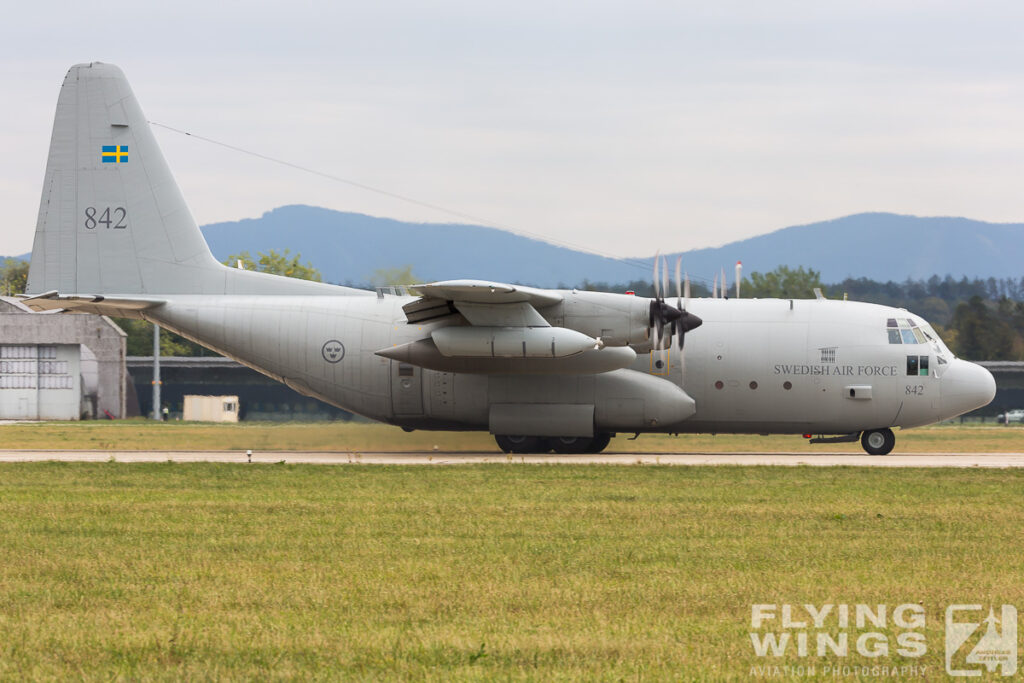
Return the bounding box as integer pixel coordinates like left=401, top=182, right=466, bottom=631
left=3, top=1, right=1024, bottom=258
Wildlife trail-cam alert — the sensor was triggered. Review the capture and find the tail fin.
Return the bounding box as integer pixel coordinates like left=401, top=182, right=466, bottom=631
left=26, top=63, right=223, bottom=295
left=26, top=63, right=342, bottom=298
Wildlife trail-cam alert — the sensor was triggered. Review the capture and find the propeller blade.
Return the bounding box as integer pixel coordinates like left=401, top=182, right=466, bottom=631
left=721, top=267, right=727, bottom=299
left=661, top=256, right=669, bottom=307
left=675, top=256, right=682, bottom=308
left=735, top=260, right=743, bottom=299
left=712, top=274, right=718, bottom=299
left=653, top=251, right=661, bottom=300
left=684, top=273, right=691, bottom=307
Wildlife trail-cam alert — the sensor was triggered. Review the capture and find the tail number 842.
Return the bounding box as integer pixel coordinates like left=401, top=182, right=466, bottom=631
left=83, top=207, right=127, bottom=230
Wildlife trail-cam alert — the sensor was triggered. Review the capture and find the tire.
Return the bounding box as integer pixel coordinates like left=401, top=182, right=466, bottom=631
left=861, top=428, right=895, bottom=455
left=587, top=432, right=613, bottom=453
left=549, top=436, right=593, bottom=454
left=494, top=435, right=548, bottom=454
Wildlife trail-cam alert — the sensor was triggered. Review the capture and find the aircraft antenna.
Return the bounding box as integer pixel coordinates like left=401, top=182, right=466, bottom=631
left=149, top=121, right=721, bottom=289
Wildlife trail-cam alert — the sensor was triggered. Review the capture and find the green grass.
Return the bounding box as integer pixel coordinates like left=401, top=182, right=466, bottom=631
left=0, top=463, right=1022, bottom=680
left=1, top=419, right=1023, bottom=453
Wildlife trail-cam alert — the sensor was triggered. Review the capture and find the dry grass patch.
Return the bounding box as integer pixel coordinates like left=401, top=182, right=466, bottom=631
left=0, top=464, right=1021, bottom=679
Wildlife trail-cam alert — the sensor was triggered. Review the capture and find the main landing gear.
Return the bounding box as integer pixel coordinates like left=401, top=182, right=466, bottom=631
left=494, top=433, right=613, bottom=454
left=861, top=428, right=895, bottom=455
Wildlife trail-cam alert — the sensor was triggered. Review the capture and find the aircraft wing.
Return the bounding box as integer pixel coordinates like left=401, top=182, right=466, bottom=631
left=411, top=279, right=563, bottom=306
left=404, top=279, right=563, bottom=325
left=386, top=279, right=639, bottom=374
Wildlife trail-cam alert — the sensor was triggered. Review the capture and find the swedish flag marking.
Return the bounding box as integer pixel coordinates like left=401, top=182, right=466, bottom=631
left=101, top=145, right=128, bottom=163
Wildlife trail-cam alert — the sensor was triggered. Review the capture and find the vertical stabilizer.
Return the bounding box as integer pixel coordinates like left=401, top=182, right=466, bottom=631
left=27, top=62, right=221, bottom=295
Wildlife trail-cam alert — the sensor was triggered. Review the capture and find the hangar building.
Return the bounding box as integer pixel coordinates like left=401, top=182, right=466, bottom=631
left=0, top=299, right=127, bottom=420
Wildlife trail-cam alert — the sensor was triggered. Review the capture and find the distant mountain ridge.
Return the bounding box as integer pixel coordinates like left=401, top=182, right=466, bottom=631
left=9, top=208, right=1024, bottom=287
left=199, top=207, right=1024, bottom=286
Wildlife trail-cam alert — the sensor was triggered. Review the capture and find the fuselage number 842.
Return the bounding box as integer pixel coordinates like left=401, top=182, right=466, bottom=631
left=84, top=206, right=127, bottom=230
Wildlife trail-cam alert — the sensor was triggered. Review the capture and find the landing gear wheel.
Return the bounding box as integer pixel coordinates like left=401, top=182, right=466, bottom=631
left=549, top=436, right=593, bottom=454
left=861, top=428, right=895, bottom=455
left=587, top=432, right=612, bottom=453
left=495, top=435, right=548, bottom=454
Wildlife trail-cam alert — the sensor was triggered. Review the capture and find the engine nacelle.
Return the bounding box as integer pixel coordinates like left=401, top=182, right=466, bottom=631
left=541, top=290, right=652, bottom=347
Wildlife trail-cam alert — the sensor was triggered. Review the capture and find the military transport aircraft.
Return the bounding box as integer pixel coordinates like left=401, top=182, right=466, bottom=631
left=21, top=63, right=996, bottom=455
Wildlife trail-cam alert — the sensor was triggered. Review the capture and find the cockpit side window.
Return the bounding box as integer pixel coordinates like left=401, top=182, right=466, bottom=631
left=887, top=316, right=953, bottom=376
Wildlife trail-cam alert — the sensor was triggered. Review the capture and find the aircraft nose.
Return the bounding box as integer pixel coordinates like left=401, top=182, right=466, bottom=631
left=942, top=359, right=996, bottom=418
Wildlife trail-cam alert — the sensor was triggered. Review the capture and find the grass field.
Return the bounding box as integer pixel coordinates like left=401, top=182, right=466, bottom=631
left=1, top=419, right=1023, bottom=453
left=1, top=463, right=1022, bottom=680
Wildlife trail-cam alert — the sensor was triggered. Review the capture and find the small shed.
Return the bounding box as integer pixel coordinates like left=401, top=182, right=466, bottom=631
left=183, top=395, right=240, bottom=422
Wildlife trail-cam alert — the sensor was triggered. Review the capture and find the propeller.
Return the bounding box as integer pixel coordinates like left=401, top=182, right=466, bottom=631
left=673, top=256, right=701, bottom=349
left=649, top=253, right=679, bottom=350
left=649, top=253, right=701, bottom=351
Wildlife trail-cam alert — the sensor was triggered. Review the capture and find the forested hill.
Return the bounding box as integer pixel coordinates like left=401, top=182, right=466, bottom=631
left=197, top=206, right=1024, bottom=286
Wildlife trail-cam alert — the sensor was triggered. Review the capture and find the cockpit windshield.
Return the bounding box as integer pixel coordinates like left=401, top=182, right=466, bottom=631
left=886, top=316, right=953, bottom=376
left=919, top=321, right=954, bottom=363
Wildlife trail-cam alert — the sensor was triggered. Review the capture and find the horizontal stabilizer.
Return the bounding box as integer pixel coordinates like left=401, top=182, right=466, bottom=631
left=19, top=291, right=164, bottom=315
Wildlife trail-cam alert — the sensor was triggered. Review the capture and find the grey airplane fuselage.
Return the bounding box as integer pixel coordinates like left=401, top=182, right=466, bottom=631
left=21, top=62, right=996, bottom=448
left=143, top=291, right=992, bottom=436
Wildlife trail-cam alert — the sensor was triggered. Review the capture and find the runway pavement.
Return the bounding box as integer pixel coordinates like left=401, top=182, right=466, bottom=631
left=2, top=450, right=1024, bottom=467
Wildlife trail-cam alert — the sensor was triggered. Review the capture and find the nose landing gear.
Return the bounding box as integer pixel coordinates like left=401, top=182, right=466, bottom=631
left=861, top=428, right=895, bottom=455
